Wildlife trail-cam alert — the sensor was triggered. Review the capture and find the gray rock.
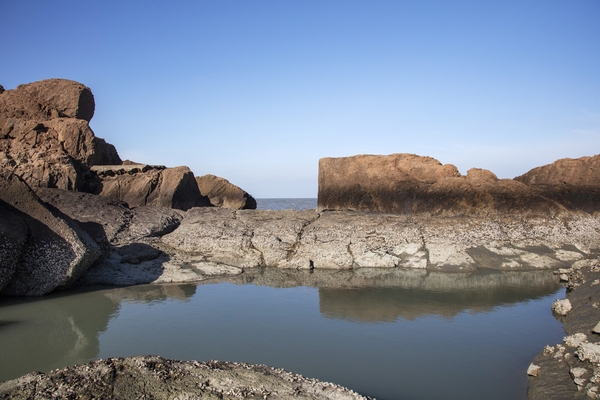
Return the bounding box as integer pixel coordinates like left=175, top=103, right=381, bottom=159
left=0, top=356, right=370, bottom=399
left=0, top=200, right=28, bottom=291
left=0, top=171, right=101, bottom=296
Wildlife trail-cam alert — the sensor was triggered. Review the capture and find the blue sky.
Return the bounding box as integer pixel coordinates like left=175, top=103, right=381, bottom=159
left=2, top=1, right=599, bottom=197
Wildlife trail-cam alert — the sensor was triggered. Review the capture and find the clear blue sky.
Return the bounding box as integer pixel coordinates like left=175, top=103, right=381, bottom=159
left=2, top=1, right=599, bottom=197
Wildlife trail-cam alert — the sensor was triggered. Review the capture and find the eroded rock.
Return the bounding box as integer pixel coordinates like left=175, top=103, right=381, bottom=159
left=196, top=174, right=257, bottom=209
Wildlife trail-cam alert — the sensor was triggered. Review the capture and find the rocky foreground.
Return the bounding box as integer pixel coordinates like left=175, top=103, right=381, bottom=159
left=0, top=356, right=370, bottom=400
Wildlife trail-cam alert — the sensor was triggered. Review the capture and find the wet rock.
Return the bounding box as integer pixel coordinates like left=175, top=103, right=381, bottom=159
left=0, top=171, right=101, bottom=296
left=196, top=174, right=257, bottom=209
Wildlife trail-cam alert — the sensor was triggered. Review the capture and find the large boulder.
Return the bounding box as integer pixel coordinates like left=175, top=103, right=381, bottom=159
left=196, top=174, right=257, bottom=210
left=91, top=165, right=210, bottom=211
left=0, top=171, right=101, bottom=296
left=0, top=79, right=121, bottom=191
left=317, top=153, right=565, bottom=216
left=0, top=78, right=95, bottom=122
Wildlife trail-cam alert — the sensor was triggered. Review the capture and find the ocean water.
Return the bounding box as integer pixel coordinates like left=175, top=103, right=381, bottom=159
left=256, top=198, right=317, bottom=211
left=0, top=199, right=567, bottom=399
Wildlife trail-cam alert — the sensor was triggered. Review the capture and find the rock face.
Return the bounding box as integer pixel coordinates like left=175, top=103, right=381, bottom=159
left=317, top=153, right=599, bottom=215
left=0, top=79, right=121, bottom=191
left=0, top=171, right=101, bottom=296
left=0, top=356, right=370, bottom=400
left=527, top=259, right=600, bottom=399
left=91, top=164, right=211, bottom=211
left=196, top=174, right=257, bottom=209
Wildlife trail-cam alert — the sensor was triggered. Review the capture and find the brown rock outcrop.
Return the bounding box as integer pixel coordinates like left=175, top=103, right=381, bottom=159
left=0, top=171, right=101, bottom=296
left=196, top=174, right=257, bottom=210
left=0, top=79, right=121, bottom=191
left=318, top=153, right=567, bottom=215
left=92, top=165, right=210, bottom=211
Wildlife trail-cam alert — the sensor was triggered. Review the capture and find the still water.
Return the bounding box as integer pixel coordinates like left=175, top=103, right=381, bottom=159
left=0, top=267, right=564, bottom=400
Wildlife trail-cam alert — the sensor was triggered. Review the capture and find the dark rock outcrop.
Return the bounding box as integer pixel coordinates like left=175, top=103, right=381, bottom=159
left=0, top=79, right=121, bottom=191
left=318, top=153, right=599, bottom=215
left=91, top=165, right=210, bottom=211
left=0, top=171, right=101, bottom=296
left=196, top=174, right=257, bottom=210
left=0, top=356, right=370, bottom=399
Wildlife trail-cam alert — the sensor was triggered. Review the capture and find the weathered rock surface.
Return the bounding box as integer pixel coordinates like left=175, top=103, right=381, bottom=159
left=0, top=79, right=121, bottom=191
left=0, top=356, right=370, bottom=400
left=516, top=155, right=600, bottom=187
left=0, top=171, right=101, bottom=296
left=318, top=153, right=600, bottom=215
left=91, top=164, right=211, bottom=210
left=196, top=174, right=257, bottom=209
left=159, top=208, right=600, bottom=273
left=0, top=79, right=95, bottom=122
left=527, top=259, right=600, bottom=399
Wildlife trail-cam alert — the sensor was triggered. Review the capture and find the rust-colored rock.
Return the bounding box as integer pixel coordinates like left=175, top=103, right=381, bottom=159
left=93, top=165, right=210, bottom=211
left=317, top=153, right=570, bottom=216
left=196, top=174, right=257, bottom=210
left=0, top=78, right=95, bottom=122
left=0, top=79, right=121, bottom=191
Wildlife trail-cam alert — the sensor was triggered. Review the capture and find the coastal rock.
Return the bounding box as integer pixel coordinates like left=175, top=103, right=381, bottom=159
left=317, top=153, right=567, bottom=215
left=196, top=174, right=257, bottom=209
left=0, top=79, right=121, bottom=191
left=92, top=165, right=210, bottom=211
left=0, top=78, right=95, bottom=122
left=552, top=298, right=572, bottom=316
left=0, top=171, right=101, bottom=296
left=0, top=356, right=369, bottom=400
left=159, top=208, right=600, bottom=272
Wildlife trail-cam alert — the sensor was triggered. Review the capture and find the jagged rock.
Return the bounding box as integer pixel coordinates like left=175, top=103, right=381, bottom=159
left=0, top=356, right=370, bottom=400
left=0, top=79, right=95, bottom=122
left=0, top=79, right=121, bottom=191
left=317, top=153, right=566, bottom=215
left=35, top=187, right=184, bottom=256
left=92, top=165, right=210, bottom=211
left=196, top=174, right=257, bottom=209
left=0, top=171, right=101, bottom=296
left=552, top=298, right=572, bottom=316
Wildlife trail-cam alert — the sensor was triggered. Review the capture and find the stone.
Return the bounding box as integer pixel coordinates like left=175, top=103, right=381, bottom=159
left=552, top=298, right=573, bottom=316
left=593, top=321, right=600, bottom=334
left=0, top=171, right=101, bottom=296
left=92, top=165, right=210, bottom=211
left=564, top=333, right=587, bottom=347
left=527, top=364, right=541, bottom=377
left=0, top=356, right=369, bottom=400
left=0, top=79, right=121, bottom=191
left=196, top=174, right=257, bottom=209
left=0, top=200, right=28, bottom=292
left=576, top=342, right=600, bottom=363
left=317, top=153, right=566, bottom=216
left=0, top=78, right=95, bottom=122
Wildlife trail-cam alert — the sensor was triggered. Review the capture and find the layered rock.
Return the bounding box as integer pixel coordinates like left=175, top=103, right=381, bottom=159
left=196, top=174, right=257, bottom=209
left=90, top=164, right=211, bottom=211
left=0, top=171, right=101, bottom=296
left=317, top=153, right=599, bottom=215
left=0, top=356, right=369, bottom=400
left=0, top=79, right=121, bottom=191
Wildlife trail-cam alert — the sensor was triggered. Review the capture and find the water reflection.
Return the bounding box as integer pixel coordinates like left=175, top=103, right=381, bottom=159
left=0, top=268, right=561, bottom=388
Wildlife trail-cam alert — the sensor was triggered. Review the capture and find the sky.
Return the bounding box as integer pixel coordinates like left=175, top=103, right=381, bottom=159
left=2, top=1, right=599, bottom=198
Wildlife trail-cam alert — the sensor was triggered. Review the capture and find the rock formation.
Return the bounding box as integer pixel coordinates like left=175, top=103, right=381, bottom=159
left=196, top=173, right=257, bottom=209
left=318, top=153, right=600, bottom=215
left=0, top=171, right=101, bottom=296
left=0, top=79, right=121, bottom=191
left=90, top=164, right=211, bottom=211
left=0, top=356, right=370, bottom=399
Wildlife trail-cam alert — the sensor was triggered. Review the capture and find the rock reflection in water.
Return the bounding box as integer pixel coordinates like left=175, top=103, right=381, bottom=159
left=0, top=284, right=196, bottom=381
left=216, top=267, right=561, bottom=322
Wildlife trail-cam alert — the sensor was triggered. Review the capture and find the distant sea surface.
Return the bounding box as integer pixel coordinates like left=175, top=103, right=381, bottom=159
left=256, top=198, right=317, bottom=211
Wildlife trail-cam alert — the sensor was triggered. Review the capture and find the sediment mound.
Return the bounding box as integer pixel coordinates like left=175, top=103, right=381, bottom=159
left=0, top=356, right=370, bottom=399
